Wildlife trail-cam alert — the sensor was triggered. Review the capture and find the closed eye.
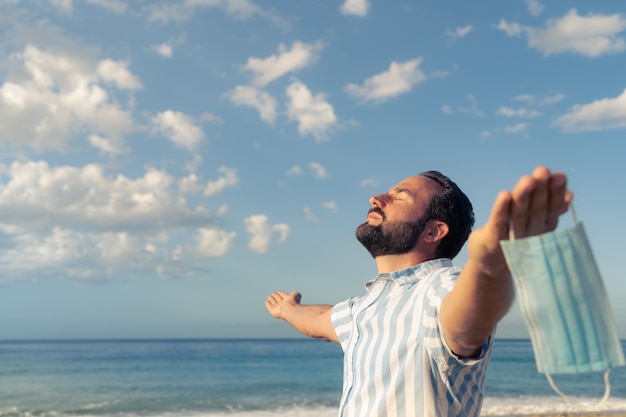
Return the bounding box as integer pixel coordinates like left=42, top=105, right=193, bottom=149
left=391, top=188, right=411, bottom=200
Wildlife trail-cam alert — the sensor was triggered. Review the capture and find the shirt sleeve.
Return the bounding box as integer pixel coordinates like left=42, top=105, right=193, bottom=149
left=426, top=266, right=494, bottom=365
left=331, top=297, right=358, bottom=351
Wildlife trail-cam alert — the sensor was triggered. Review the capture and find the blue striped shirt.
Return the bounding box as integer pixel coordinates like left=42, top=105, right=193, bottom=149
left=331, top=258, right=493, bottom=417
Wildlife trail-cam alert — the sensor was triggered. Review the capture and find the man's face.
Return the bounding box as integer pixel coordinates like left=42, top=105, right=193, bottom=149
left=355, top=176, right=439, bottom=258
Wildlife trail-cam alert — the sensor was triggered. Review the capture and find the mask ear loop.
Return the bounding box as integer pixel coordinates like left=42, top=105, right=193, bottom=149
left=545, top=369, right=612, bottom=410
left=509, top=203, right=612, bottom=410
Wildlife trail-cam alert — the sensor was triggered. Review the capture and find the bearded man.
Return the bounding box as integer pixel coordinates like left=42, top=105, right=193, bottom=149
left=265, top=166, right=572, bottom=417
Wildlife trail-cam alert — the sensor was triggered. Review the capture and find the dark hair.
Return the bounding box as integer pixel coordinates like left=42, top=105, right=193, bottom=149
left=418, top=170, right=474, bottom=259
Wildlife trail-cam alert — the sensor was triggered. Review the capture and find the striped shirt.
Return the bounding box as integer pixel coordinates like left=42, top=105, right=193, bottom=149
left=331, top=258, right=493, bottom=417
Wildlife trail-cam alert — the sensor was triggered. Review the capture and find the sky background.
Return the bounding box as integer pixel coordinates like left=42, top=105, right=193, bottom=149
left=0, top=0, right=625, bottom=340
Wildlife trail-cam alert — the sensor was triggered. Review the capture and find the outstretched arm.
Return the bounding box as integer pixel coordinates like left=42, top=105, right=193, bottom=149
left=440, top=166, right=573, bottom=357
left=265, top=290, right=339, bottom=343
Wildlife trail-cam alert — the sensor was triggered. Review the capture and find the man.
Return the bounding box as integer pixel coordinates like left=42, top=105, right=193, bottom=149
left=265, top=166, right=572, bottom=417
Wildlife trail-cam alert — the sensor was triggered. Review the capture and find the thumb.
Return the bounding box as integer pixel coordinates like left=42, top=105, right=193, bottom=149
left=488, top=191, right=512, bottom=241
left=289, top=291, right=302, bottom=304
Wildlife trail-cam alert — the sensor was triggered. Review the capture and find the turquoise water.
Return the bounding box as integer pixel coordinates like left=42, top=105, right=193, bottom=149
left=1, top=339, right=625, bottom=416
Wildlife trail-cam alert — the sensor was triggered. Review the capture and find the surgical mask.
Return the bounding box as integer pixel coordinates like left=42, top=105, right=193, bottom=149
left=500, top=214, right=625, bottom=408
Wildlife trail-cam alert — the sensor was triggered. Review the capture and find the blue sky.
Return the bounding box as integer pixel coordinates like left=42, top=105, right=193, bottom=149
left=0, top=0, right=625, bottom=340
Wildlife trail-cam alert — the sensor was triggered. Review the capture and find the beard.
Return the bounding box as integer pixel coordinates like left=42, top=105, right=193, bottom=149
left=355, top=209, right=430, bottom=258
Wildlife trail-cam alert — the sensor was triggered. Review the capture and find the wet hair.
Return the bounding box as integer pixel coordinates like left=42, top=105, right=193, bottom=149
left=418, top=170, right=475, bottom=259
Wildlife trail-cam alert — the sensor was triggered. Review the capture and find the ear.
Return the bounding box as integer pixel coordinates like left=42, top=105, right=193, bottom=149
left=423, top=220, right=449, bottom=244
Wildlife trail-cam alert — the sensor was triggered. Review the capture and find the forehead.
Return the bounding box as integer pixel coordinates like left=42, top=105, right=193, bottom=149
left=390, top=175, right=442, bottom=198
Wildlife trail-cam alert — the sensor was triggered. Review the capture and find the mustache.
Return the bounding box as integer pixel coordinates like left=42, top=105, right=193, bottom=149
left=368, top=207, right=386, bottom=220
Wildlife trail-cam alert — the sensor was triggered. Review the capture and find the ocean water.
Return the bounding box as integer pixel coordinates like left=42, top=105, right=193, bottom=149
left=1, top=338, right=625, bottom=417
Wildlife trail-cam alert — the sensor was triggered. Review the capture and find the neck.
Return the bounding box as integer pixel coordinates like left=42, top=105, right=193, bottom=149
left=374, top=252, right=433, bottom=274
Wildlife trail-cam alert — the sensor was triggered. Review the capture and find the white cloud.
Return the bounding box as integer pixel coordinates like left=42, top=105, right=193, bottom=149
left=86, top=0, right=127, bottom=13
left=496, top=106, right=541, bottom=118
left=150, top=35, right=186, bottom=59
left=146, top=0, right=277, bottom=23
left=89, top=134, right=130, bottom=154
left=543, top=93, right=567, bottom=105
left=512, top=93, right=566, bottom=106
left=151, top=110, right=205, bottom=150
left=225, top=85, right=278, bottom=124
left=0, top=161, right=217, bottom=232
left=340, top=0, right=368, bottom=17
left=496, top=19, right=524, bottom=37
left=553, top=88, right=626, bottom=132
left=322, top=201, right=337, bottom=213
left=360, top=178, right=378, bottom=188
left=145, top=3, right=189, bottom=22
left=285, top=163, right=328, bottom=179
left=0, top=45, right=136, bottom=152
left=503, top=123, right=529, bottom=133
left=305, top=202, right=337, bottom=221
left=179, top=167, right=237, bottom=196
left=286, top=166, right=303, bottom=176
left=304, top=206, right=318, bottom=223
left=497, top=9, right=626, bottom=57
left=308, top=162, right=329, bottom=179
left=152, top=43, right=174, bottom=58
left=178, top=173, right=200, bottom=194
left=0, top=225, right=228, bottom=283
left=428, top=70, right=449, bottom=79
left=0, top=228, right=112, bottom=282
left=97, top=59, right=143, bottom=90
left=195, top=227, right=236, bottom=258
left=199, top=111, right=221, bottom=123
left=447, top=25, right=473, bottom=39
left=244, top=41, right=322, bottom=87
left=244, top=214, right=290, bottom=253
left=50, top=0, right=72, bottom=14
left=525, top=0, right=543, bottom=17
left=480, top=122, right=530, bottom=138
left=0, top=161, right=239, bottom=283
left=185, top=154, right=203, bottom=173
left=205, top=0, right=261, bottom=18
left=513, top=94, right=534, bottom=104
left=458, top=95, right=484, bottom=116
left=442, top=105, right=453, bottom=115
left=286, top=80, right=337, bottom=142
left=344, top=58, right=427, bottom=103
left=204, top=166, right=239, bottom=197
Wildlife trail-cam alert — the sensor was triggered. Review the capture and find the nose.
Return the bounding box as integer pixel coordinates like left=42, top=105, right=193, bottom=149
left=370, top=193, right=388, bottom=208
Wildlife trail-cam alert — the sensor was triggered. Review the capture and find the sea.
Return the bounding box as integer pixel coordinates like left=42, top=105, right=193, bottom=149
left=1, top=338, right=626, bottom=417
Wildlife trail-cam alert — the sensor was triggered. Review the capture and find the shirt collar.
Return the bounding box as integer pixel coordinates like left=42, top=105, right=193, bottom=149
left=365, top=258, right=453, bottom=290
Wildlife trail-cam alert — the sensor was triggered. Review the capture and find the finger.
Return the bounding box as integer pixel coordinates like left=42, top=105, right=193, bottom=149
left=509, top=174, right=535, bottom=238
left=525, top=167, right=551, bottom=235
left=563, top=190, right=574, bottom=213
left=266, top=291, right=287, bottom=304
left=545, top=172, right=568, bottom=231
left=488, top=190, right=513, bottom=241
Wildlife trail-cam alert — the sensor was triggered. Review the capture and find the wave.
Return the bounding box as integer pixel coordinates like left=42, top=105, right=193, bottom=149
left=4, top=397, right=626, bottom=417
left=0, top=405, right=339, bottom=417
left=481, top=395, right=626, bottom=416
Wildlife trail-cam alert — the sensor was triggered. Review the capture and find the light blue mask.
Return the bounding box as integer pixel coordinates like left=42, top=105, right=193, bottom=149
left=500, top=220, right=625, bottom=406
